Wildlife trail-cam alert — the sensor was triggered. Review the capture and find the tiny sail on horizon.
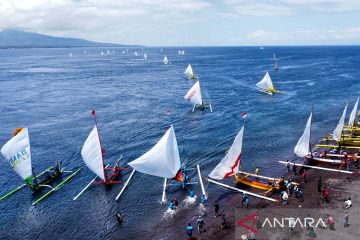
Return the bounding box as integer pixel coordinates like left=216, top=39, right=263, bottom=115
left=256, top=72, right=275, bottom=95
left=128, top=125, right=181, bottom=178
left=184, top=64, right=195, bottom=79
left=144, top=53, right=148, bottom=60
left=81, top=126, right=106, bottom=180
left=294, top=112, right=312, bottom=157
left=1, top=128, right=33, bottom=184
left=69, top=52, right=73, bottom=58
left=134, top=51, right=138, bottom=56
left=333, top=103, right=348, bottom=141
left=208, top=126, right=244, bottom=180
left=348, top=98, right=359, bottom=129
left=163, top=55, right=169, bottom=64
left=184, top=81, right=203, bottom=106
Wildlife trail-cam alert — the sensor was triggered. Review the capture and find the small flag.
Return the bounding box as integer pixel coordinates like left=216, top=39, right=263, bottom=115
left=174, top=170, right=183, bottom=181
left=242, top=112, right=247, bottom=119
left=91, top=109, right=96, bottom=116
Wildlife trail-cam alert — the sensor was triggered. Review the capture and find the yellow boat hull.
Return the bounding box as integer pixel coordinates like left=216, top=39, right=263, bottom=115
left=234, top=174, right=275, bottom=191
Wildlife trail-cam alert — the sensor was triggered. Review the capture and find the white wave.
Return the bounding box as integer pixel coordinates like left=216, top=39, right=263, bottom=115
left=182, top=196, right=197, bottom=207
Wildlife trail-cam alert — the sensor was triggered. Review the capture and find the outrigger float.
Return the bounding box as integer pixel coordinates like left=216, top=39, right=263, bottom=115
left=184, top=81, right=213, bottom=112
left=0, top=128, right=80, bottom=205
left=204, top=124, right=278, bottom=202
left=126, top=125, right=206, bottom=203
left=73, top=110, right=134, bottom=200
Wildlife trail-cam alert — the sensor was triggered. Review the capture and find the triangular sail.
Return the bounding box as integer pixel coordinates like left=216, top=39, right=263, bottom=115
left=184, top=64, right=195, bottom=79
left=1, top=128, right=33, bottom=184
left=128, top=125, right=181, bottom=178
left=81, top=126, right=105, bottom=180
left=184, top=81, right=202, bottom=105
left=348, top=98, right=359, bottom=128
left=256, top=72, right=275, bottom=93
left=144, top=53, right=147, bottom=60
left=208, top=126, right=244, bottom=180
left=333, top=103, right=348, bottom=141
left=294, top=113, right=312, bottom=157
left=163, top=56, right=169, bottom=64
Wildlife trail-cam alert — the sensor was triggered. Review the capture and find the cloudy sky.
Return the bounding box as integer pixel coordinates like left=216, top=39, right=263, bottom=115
left=1, top=0, right=360, bottom=46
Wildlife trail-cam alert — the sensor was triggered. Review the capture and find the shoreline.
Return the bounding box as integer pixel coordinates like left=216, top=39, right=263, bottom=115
left=151, top=163, right=360, bottom=240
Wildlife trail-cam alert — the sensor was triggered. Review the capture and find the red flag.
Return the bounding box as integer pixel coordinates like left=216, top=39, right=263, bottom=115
left=242, top=112, right=247, bottom=119
left=91, top=109, right=96, bottom=116
left=174, top=170, right=183, bottom=181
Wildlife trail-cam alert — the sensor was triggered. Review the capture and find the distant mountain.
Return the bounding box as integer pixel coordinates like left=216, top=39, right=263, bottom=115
left=0, top=29, right=133, bottom=48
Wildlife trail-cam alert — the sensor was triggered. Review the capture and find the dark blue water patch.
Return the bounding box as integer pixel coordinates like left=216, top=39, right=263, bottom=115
left=0, top=46, right=360, bottom=239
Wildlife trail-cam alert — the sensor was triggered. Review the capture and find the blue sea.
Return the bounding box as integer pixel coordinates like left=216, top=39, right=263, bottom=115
left=0, top=46, right=360, bottom=239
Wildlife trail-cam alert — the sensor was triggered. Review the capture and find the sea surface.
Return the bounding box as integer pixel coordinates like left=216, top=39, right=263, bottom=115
left=0, top=46, right=360, bottom=239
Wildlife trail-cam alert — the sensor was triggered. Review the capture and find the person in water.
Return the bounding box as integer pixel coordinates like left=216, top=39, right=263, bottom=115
left=189, top=189, right=195, bottom=198
left=169, top=200, right=174, bottom=210
left=115, top=211, right=122, bottom=224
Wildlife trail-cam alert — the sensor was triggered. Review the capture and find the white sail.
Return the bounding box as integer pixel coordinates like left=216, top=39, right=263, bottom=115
left=134, top=51, right=138, bottom=56
left=294, top=113, right=312, bottom=157
left=178, top=50, right=181, bottom=55
left=184, top=64, right=195, bottom=79
left=101, top=51, right=104, bottom=56
left=107, top=49, right=110, bottom=55
left=208, top=127, right=244, bottom=180
left=69, top=52, right=73, bottom=58
left=348, top=98, right=359, bottom=128
left=1, top=128, right=33, bottom=184
left=184, top=81, right=202, bottom=105
left=81, top=126, right=105, bottom=180
left=128, top=125, right=181, bottom=178
left=144, top=53, right=148, bottom=60
left=181, top=50, right=185, bottom=55
left=122, top=50, right=125, bottom=55
left=163, top=56, right=169, bottom=64
left=256, top=72, right=275, bottom=93
left=333, top=103, right=348, bottom=141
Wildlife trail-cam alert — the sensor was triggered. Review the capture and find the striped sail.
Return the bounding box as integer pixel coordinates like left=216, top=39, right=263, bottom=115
left=208, top=126, right=244, bottom=180
left=81, top=126, right=105, bottom=180
left=348, top=98, right=359, bottom=128
left=294, top=113, right=312, bottom=157
left=128, top=125, right=181, bottom=178
left=333, top=103, right=348, bottom=141
left=1, top=128, right=33, bottom=184
left=184, top=81, right=202, bottom=105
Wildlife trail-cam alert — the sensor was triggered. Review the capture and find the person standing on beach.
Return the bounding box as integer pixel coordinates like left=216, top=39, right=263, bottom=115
left=214, top=201, right=220, bottom=217
left=301, top=170, right=307, bottom=183
left=327, top=215, right=335, bottom=230
left=197, top=216, right=204, bottom=233
left=323, top=186, right=329, bottom=203
left=344, top=212, right=349, bottom=227
left=286, top=160, right=290, bottom=172
left=317, top=176, right=322, bottom=193
left=186, top=222, right=193, bottom=239
left=293, top=164, right=297, bottom=175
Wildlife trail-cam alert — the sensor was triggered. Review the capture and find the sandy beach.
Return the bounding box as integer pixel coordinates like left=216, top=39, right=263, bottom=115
left=151, top=163, right=360, bottom=240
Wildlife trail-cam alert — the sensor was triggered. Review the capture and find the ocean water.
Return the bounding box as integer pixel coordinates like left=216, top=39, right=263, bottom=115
left=0, top=46, right=360, bottom=239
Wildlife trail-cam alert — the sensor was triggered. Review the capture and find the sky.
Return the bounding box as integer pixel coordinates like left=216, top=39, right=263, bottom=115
left=1, top=0, right=360, bottom=46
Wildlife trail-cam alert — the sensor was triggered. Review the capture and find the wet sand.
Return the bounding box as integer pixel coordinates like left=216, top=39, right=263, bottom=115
left=150, top=164, right=360, bottom=240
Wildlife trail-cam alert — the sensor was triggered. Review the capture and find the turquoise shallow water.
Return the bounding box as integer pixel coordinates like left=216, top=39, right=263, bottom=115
left=0, top=46, right=360, bottom=239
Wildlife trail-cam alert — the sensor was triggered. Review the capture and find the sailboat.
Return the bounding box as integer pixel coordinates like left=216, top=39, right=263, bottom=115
left=205, top=125, right=278, bottom=202
left=134, top=51, right=138, bottom=56
left=122, top=50, right=126, bottom=55
left=184, top=64, right=196, bottom=79
left=144, top=53, right=148, bottom=60
left=181, top=50, right=185, bottom=55
left=274, top=61, right=279, bottom=71
left=69, top=52, right=73, bottom=58
left=127, top=125, right=205, bottom=203
left=163, top=55, right=169, bottom=64
left=256, top=72, right=282, bottom=95
left=272, top=54, right=278, bottom=60
left=0, top=128, right=80, bottom=205
left=101, top=51, right=104, bottom=56
left=73, top=110, right=134, bottom=200
left=107, top=49, right=110, bottom=55
left=279, top=110, right=354, bottom=174
left=184, top=81, right=212, bottom=112
left=178, top=50, right=181, bottom=55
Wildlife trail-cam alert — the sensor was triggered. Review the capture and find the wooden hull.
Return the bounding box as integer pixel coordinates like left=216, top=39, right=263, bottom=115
left=234, top=174, right=273, bottom=191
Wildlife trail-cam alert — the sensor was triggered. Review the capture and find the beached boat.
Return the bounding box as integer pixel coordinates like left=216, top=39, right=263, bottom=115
left=0, top=128, right=80, bottom=205
left=127, top=125, right=204, bottom=203
left=206, top=126, right=278, bottom=202
left=73, top=110, right=134, bottom=201
left=256, top=72, right=283, bottom=95
left=184, top=81, right=212, bottom=112
left=184, top=64, right=196, bottom=79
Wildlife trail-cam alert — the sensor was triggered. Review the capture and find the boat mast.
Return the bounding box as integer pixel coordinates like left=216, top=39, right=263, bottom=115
left=91, top=110, right=107, bottom=182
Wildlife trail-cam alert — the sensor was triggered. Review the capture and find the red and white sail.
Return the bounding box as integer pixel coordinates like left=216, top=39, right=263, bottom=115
left=294, top=112, right=312, bottom=157
left=208, top=126, right=244, bottom=180
left=184, top=81, right=202, bottom=105
left=81, top=126, right=105, bottom=180
left=128, top=125, right=181, bottom=178
left=333, top=103, right=348, bottom=141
